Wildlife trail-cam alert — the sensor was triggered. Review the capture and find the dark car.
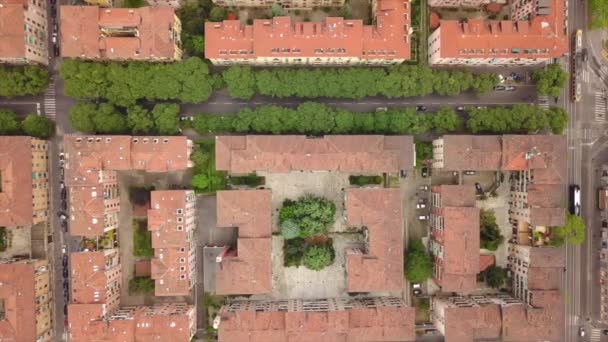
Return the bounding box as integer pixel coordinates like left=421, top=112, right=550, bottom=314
left=61, top=188, right=67, bottom=199
left=603, top=329, right=608, bottom=335
left=63, top=304, right=68, bottom=315
left=603, top=220, right=608, bottom=228
left=62, top=254, right=68, bottom=267
left=475, top=182, right=483, bottom=195
left=62, top=266, right=68, bottom=278
left=61, top=200, right=67, bottom=211
left=63, top=279, right=69, bottom=290
left=50, top=6, right=57, bottom=18
left=421, top=167, right=429, bottom=178
left=416, top=106, right=427, bottom=112
left=400, top=170, right=407, bottom=178
left=63, top=290, right=69, bottom=302
left=54, top=45, right=60, bottom=57
left=61, top=220, right=68, bottom=233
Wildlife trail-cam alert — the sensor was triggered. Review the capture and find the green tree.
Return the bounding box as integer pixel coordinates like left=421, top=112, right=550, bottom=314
left=127, top=105, right=154, bottom=134
left=183, top=35, right=205, bottom=56
left=209, top=6, right=226, bottom=22
left=533, top=64, right=568, bottom=97
left=431, top=107, right=460, bottom=133
left=483, top=265, right=507, bottom=288
left=151, top=103, right=180, bottom=135
left=21, top=114, right=53, bottom=138
left=279, top=196, right=336, bottom=238
left=471, top=73, right=498, bottom=94
left=69, top=102, right=97, bottom=132
left=92, top=103, right=127, bottom=133
left=590, top=0, right=608, bottom=29
left=0, top=109, right=21, bottom=135
left=223, top=66, right=256, bottom=100
left=405, top=239, right=433, bottom=283
left=552, top=212, right=586, bottom=246
left=191, top=174, right=210, bottom=191
left=281, top=220, right=301, bottom=240
left=302, top=244, right=334, bottom=271
left=0, top=65, right=49, bottom=97
left=480, top=209, right=504, bottom=251
left=122, top=0, right=145, bottom=7
left=548, top=107, right=569, bottom=134
left=415, top=141, right=433, bottom=168
left=128, top=277, right=155, bottom=294
left=340, top=4, right=352, bottom=19
left=271, top=3, right=284, bottom=17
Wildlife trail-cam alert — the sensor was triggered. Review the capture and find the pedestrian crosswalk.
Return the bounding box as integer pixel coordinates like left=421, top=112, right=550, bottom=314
left=595, top=89, right=607, bottom=122
left=537, top=95, right=550, bottom=110
left=590, top=328, right=601, bottom=342
left=43, top=78, right=56, bottom=119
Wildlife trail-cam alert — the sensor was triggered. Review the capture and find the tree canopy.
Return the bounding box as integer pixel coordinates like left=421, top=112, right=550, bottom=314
left=405, top=239, right=433, bottom=283
left=0, top=110, right=21, bottom=135
left=467, top=105, right=568, bottom=134
left=552, top=212, right=586, bottom=246
left=193, top=103, right=461, bottom=136
left=60, top=57, right=213, bottom=106
left=279, top=196, right=336, bottom=238
left=21, top=114, right=54, bottom=138
left=222, top=65, right=498, bottom=100
left=482, top=265, right=507, bottom=289
left=0, top=65, right=49, bottom=98
left=302, top=244, right=335, bottom=271
left=480, top=209, right=504, bottom=251
left=533, top=64, right=568, bottom=97
left=590, top=0, right=608, bottom=30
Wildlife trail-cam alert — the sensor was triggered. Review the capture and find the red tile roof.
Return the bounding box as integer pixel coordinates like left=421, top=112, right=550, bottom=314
left=148, top=190, right=194, bottom=248
left=130, top=137, right=193, bottom=172
left=479, top=254, right=495, bottom=273
left=0, top=137, right=34, bottom=226
left=443, top=304, right=502, bottom=342
left=60, top=6, right=180, bottom=60
left=205, top=0, right=410, bottom=62
left=345, top=188, right=403, bottom=293
left=501, top=291, right=563, bottom=342
left=151, top=247, right=192, bottom=296
left=216, top=135, right=414, bottom=174
left=501, top=135, right=567, bottom=184
left=435, top=206, right=480, bottom=293
left=434, top=0, right=566, bottom=60
left=70, top=251, right=120, bottom=305
left=215, top=190, right=272, bottom=295
left=438, top=135, right=503, bottom=171
left=0, top=261, right=42, bottom=342
left=431, top=185, right=476, bottom=207
left=218, top=297, right=415, bottom=342
left=0, top=1, right=26, bottom=60
left=68, top=183, right=118, bottom=237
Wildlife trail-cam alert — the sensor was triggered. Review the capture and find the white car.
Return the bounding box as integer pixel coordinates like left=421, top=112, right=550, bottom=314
left=416, top=203, right=427, bottom=209
left=579, top=327, right=585, bottom=337
left=61, top=244, right=67, bottom=254
left=418, top=215, right=429, bottom=221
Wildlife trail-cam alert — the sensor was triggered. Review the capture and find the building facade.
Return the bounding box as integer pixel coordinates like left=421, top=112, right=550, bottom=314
left=60, top=6, right=182, bottom=61
left=148, top=190, right=197, bottom=296
left=0, top=259, right=54, bottom=342
left=205, top=0, right=411, bottom=66
left=0, top=0, right=48, bottom=65
left=428, top=0, right=566, bottom=65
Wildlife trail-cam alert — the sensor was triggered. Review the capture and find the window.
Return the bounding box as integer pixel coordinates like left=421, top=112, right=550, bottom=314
left=176, top=209, right=183, bottom=214
left=177, top=217, right=183, bottom=223
left=177, top=225, right=183, bottom=231
left=180, top=274, right=186, bottom=280
left=180, top=266, right=186, bottom=271
left=179, top=258, right=185, bottom=263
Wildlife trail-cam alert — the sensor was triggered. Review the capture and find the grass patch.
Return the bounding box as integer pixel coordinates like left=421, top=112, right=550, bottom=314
left=128, top=276, right=154, bottom=294
left=228, top=173, right=265, bottom=187
left=191, top=140, right=226, bottom=194
left=133, top=219, right=153, bottom=257
left=414, top=297, right=430, bottom=323
left=348, top=175, right=383, bottom=186
left=0, top=227, right=6, bottom=252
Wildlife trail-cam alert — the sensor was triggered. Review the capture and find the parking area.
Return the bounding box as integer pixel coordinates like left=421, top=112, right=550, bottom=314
left=403, top=168, right=433, bottom=243
left=262, top=171, right=351, bottom=233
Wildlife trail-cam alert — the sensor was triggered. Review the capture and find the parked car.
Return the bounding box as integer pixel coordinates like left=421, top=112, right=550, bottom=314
left=54, top=45, right=60, bottom=57
left=62, top=266, right=68, bottom=278
left=58, top=212, right=67, bottom=220
left=400, top=170, right=407, bottom=178
left=476, top=106, right=487, bottom=109
left=59, top=181, right=65, bottom=189
left=416, top=203, right=427, bottom=209
left=375, top=107, right=388, bottom=112
left=416, top=106, right=427, bottom=112
left=412, top=283, right=422, bottom=296
left=61, top=188, right=67, bottom=199
left=63, top=304, right=68, bottom=315
left=53, top=22, right=58, bottom=33
left=61, top=244, right=67, bottom=254
left=505, top=86, right=516, bottom=91
left=419, top=185, right=429, bottom=191
left=61, top=221, right=68, bottom=233
left=464, top=170, right=476, bottom=175
left=418, top=215, right=429, bottom=221
left=456, top=106, right=465, bottom=112
left=494, top=86, right=506, bottom=91
left=602, top=220, right=608, bottom=228
left=61, top=200, right=67, bottom=211
left=62, top=254, right=68, bottom=267
left=51, top=33, right=57, bottom=44
left=603, top=329, right=608, bottom=335
left=475, top=182, right=483, bottom=195
left=63, top=291, right=69, bottom=302
left=579, top=327, right=585, bottom=337
left=421, top=167, right=429, bottom=178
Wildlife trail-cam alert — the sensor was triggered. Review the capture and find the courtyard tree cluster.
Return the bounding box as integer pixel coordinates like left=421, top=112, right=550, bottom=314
left=60, top=57, right=213, bottom=106
left=193, top=103, right=461, bottom=135
left=280, top=196, right=337, bottom=238
left=222, top=65, right=499, bottom=100
left=532, top=64, right=569, bottom=97
left=0, top=109, right=54, bottom=138
left=0, top=65, right=49, bottom=98
left=480, top=209, right=504, bottom=251
left=466, top=105, right=568, bottom=134
left=190, top=140, right=226, bottom=194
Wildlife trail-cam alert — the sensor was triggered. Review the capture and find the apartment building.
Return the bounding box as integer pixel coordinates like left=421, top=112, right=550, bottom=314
left=205, top=0, right=411, bottom=66
left=507, top=245, right=563, bottom=303
left=217, top=297, right=415, bottom=342
left=70, top=250, right=121, bottom=312
left=0, top=0, right=48, bottom=64
left=0, top=137, right=49, bottom=227
left=428, top=0, right=566, bottom=65
left=212, top=0, right=342, bottom=8
left=60, top=6, right=182, bottom=61
left=148, top=190, right=197, bottom=296
left=432, top=135, right=503, bottom=171
left=0, top=259, right=53, bottom=342
left=429, top=185, right=480, bottom=293
left=345, top=188, right=403, bottom=293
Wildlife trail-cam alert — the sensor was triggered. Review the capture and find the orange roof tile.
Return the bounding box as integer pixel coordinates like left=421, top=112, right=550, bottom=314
left=501, top=291, right=563, bottom=342
left=205, top=0, right=410, bottom=61
left=70, top=251, right=120, bottom=305
left=69, top=183, right=118, bottom=237
left=0, top=261, right=41, bottom=342
left=216, top=135, right=414, bottom=173
left=501, top=135, right=567, bottom=184
left=148, top=190, right=194, bottom=248
left=438, top=135, right=502, bottom=171
left=431, top=185, right=476, bottom=207
left=345, top=188, right=403, bottom=293
left=434, top=0, right=566, bottom=61
left=0, top=2, right=26, bottom=59
left=443, top=304, right=502, bottom=342
left=216, top=190, right=271, bottom=238
left=60, top=6, right=180, bottom=60
left=130, top=136, right=192, bottom=172
left=0, top=137, right=34, bottom=226
left=478, top=254, right=495, bottom=273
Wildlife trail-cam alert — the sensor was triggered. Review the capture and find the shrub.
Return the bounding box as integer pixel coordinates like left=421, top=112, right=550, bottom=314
left=281, top=220, right=301, bottom=240
left=348, top=175, right=383, bottom=186
left=279, top=195, right=336, bottom=238
left=283, top=238, right=307, bottom=267
left=302, top=244, right=335, bottom=271
left=480, top=209, right=504, bottom=251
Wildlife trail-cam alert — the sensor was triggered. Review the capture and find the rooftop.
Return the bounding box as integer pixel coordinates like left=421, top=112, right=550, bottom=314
left=501, top=290, right=563, bottom=342
left=443, top=303, right=502, bottom=342
left=216, top=135, right=414, bottom=174
left=0, top=0, right=26, bottom=60
left=501, top=135, right=567, bottom=184
left=215, top=190, right=272, bottom=295
left=0, top=137, right=34, bottom=226
left=432, top=185, right=476, bottom=207
left=205, top=0, right=411, bottom=61
left=60, top=6, right=180, bottom=60
left=68, top=183, right=117, bottom=237
left=70, top=250, right=119, bottom=305
left=434, top=0, right=567, bottom=60
left=345, top=188, right=403, bottom=293
left=437, top=135, right=502, bottom=171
